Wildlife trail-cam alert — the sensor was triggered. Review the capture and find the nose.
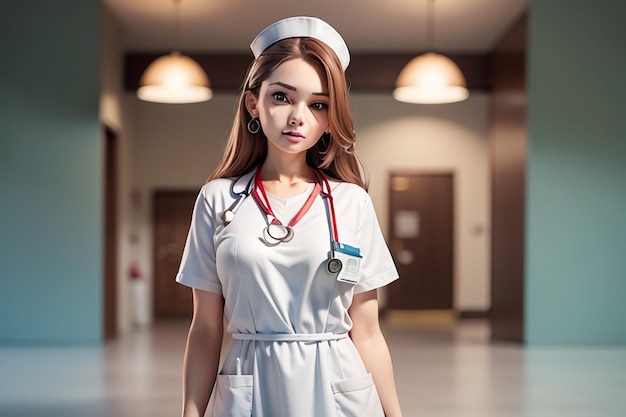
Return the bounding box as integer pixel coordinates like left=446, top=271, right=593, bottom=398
left=289, top=103, right=305, bottom=126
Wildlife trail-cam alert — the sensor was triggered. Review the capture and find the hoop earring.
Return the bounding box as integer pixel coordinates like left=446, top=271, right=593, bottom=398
left=247, top=118, right=261, bottom=134
left=320, top=132, right=331, bottom=148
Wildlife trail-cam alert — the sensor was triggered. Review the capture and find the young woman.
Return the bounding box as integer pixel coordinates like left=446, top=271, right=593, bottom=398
left=176, top=16, right=403, bottom=417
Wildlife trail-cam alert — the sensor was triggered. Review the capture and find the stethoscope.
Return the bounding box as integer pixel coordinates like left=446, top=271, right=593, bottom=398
left=221, top=167, right=343, bottom=275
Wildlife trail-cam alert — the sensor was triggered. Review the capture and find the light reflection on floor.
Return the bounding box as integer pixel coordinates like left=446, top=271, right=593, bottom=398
left=1, top=319, right=625, bottom=417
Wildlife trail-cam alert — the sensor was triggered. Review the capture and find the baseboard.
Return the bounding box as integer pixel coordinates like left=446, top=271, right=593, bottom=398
left=458, top=309, right=491, bottom=319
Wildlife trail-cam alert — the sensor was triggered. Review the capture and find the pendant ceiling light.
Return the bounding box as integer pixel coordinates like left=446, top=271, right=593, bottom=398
left=393, top=0, right=469, bottom=104
left=137, top=0, right=212, bottom=104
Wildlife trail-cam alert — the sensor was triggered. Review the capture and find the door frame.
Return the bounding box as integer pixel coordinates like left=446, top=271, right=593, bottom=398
left=103, top=125, right=118, bottom=340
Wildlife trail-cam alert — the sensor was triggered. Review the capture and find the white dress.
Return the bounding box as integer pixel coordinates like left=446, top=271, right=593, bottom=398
left=176, top=169, right=399, bottom=417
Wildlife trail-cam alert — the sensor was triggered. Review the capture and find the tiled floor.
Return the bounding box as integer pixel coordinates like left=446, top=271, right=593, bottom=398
left=1, top=319, right=625, bottom=417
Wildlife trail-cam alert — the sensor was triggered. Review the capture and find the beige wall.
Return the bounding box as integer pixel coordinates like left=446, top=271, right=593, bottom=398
left=132, top=95, right=239, bottom=325
left=128, top=92, right=491, bottom=319
left=353, top=94, right=491, bottom=311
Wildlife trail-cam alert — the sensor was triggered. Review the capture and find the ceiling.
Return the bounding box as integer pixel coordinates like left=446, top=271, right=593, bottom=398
left=103, top=0, right=527, bottom=54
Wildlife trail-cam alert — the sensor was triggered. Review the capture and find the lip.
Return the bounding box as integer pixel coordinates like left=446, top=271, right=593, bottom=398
left=282, top=130, right=306, bottom=142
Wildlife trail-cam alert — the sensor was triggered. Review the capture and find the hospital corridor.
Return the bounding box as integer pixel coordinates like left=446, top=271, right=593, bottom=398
left=1, top=317, right=625, bottom=417
left=3, top=1, right=626, bottom=416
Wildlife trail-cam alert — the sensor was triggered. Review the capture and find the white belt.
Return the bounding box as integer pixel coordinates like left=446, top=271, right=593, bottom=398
left=232, top=332, right=349, bottom=342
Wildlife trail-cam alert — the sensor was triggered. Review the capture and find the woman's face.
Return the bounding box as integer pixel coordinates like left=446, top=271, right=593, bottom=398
left=247, top=58, right=330, bottom=158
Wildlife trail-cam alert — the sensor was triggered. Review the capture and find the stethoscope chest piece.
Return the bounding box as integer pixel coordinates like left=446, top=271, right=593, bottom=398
left=264, top=223, right=294, bottom=244
left=326, top=258, right=342, bottom=274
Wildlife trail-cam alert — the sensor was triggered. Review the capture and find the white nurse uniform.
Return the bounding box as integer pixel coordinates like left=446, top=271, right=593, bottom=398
left=176, top=169, right=399, bottom=417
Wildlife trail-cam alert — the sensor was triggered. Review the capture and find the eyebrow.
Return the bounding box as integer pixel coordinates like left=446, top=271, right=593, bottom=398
left=269, top=82, right=329, bottom=97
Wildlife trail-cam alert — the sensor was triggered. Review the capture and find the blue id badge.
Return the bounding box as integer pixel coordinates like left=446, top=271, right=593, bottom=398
left=334, top=242, right=362, bottom=284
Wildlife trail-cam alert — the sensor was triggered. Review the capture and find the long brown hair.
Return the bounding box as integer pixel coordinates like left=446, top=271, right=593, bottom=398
left=207, top=37, right=368, bottom=189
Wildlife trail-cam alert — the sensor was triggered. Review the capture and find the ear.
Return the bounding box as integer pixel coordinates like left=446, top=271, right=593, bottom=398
left=244, top=91, right=259, bottom=118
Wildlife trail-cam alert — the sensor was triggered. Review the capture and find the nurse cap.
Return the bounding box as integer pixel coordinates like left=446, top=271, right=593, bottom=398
left=250, top=16, right=350, bottom=71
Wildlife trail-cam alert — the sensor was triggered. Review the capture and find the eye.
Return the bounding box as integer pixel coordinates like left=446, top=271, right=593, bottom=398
left=272, top=92, right=289, bottom=103
left=310, top=102, right=328, bottom=111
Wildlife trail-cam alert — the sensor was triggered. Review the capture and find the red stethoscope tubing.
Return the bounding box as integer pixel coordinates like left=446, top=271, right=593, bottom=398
left=252, top=166, right=339, bottom=243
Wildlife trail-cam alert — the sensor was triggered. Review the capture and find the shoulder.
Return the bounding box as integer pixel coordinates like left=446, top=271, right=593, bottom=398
left=199, top=177, right=234, bottom=198
left=330, top=180, right=371, bottom=205
left=328, top=180, right=375, bottom=219
left=199, top=170, right=255, bottom=203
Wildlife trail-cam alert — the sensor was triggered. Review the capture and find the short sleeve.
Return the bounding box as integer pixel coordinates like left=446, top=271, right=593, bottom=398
left=175, top=187, right=222, bottom=294
left=354, top=193, right=399, bottom=294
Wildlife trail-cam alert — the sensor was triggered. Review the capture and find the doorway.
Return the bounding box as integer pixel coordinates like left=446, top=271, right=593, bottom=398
left=387, top=172, right=454, bottom=310
left=152, top=190, right=198, bottom=318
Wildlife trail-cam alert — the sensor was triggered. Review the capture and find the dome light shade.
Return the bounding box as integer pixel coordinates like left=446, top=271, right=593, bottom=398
left=393, top=53, right=469, bottom=104
left=137, top=52, right=212, bottom=103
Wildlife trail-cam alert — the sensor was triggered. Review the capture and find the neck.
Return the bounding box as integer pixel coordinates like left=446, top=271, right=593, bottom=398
left=260, top=152, right=317, bottom=199
left=261, top=152, right=315, bottom=184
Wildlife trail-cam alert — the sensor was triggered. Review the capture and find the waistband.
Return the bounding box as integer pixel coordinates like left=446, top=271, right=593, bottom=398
left=232, top=332, right=349, bottom=342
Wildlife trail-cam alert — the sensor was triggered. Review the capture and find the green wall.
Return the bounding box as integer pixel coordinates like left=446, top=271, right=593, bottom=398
left=0, top=1, right=102, bottom=344
left=526, top=1, right=626, bottom=344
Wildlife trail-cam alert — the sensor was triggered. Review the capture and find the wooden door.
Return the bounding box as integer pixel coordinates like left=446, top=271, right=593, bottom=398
left=387, top=172, right=454, bottom=310
left=153, top=190, right=198, bottom=318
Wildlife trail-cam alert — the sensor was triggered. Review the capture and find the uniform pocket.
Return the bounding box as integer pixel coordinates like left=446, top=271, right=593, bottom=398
left=213, top=374, right=253, bottom=417
left=331, top=373, right=384, bottom=417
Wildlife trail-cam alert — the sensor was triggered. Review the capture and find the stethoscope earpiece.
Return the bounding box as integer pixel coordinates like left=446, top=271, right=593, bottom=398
left=223, top=172, right=256, bottom=226
left=222, top=210, right=235, bottom=225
